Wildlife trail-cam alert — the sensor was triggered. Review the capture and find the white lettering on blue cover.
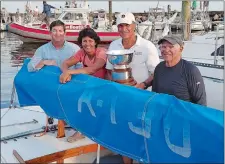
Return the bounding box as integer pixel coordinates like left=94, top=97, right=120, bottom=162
left=97, top=100, right=103, bottom=107
left=110, top=96, right=118, bottom=124
left=128, top=110, right=151, bottom=139
left=78, top=90, right=96, bottom=117
left=164, top=120, right=191, bottom=158
left=127, top=97, right=154, bottom=139
left=128, top=122, right=151, bottom=138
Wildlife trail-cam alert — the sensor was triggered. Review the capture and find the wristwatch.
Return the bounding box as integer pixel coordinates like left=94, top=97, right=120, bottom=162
left=143, top=81, right=148, bottom=89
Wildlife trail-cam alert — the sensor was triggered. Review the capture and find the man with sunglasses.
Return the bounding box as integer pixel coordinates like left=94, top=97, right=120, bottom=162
left=27, top=20, right=80, bottom=72
left=153, top=35, right=207, bottom=106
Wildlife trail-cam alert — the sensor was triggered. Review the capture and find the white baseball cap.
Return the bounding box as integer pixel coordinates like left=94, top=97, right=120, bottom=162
left=116, top=12, right=136, bottom=26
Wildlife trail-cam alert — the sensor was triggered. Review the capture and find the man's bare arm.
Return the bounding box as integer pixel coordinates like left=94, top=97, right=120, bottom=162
left=105, top=69, right=112, bottom=80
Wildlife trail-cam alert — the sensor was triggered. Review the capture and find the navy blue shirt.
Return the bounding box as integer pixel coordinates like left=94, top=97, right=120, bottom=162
left=152, top=59, right=207, bottom=106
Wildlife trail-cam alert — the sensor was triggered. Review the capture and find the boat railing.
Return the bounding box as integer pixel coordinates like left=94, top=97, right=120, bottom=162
left=211, top=21, right=225, bottom=25
left=137, top=20, right=224, bottom=26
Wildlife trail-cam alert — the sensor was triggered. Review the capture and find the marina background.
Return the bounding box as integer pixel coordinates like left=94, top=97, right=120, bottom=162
left=1, top=1, right=224, bottom=13
left=1, top=1, right=224, bottom=21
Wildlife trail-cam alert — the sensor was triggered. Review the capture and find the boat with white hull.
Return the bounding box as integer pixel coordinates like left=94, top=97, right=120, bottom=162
left=137, top=12, right=178, bottom=40
left=182, top=30, right=224, bottom=81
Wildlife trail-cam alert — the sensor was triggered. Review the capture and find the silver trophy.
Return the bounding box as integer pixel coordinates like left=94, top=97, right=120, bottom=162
left=107, top=50, right=136, bottom=86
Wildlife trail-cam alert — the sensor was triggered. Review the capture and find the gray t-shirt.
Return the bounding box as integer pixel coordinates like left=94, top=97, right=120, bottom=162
left=152, top=59, right=207, bottom=106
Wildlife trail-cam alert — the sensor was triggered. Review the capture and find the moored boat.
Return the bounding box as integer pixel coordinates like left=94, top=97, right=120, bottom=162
left=8, top=4, right=120, bottom=44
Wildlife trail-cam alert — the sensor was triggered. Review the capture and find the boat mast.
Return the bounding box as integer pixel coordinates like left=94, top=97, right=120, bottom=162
left=213, top=26, right=219, bottom=65
left=181, top=0, right=191, bottom=40
left=108, top=0, right=112, bottom=29
left=199, top=1, right=203, bottom=10
left=25, top=1, right=32, bottom=12
left=149, top=1, right=159, bottom=41
left=83, top=0, right=88, bottom=9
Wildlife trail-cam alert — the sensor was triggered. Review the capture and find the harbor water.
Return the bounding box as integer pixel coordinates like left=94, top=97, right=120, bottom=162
left=1, top=31, right=224, bottom=110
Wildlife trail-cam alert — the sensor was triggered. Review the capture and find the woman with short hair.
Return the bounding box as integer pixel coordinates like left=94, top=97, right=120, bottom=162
left=60, top=28, right=107, bottom=142
left=60, top=28, right=107, bottom=83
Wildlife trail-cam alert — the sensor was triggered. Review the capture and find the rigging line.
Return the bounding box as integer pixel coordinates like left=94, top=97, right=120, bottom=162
left=9, top=55, right=21, bottom=109
left=142, top=93, right=158, bottom=163
left=183, top=57, right=223, bottom=60
left=16, top=106, right=45, bottom=113
left=2, top=67, right=20, bottom=119
left=1, top=155, right=7, bottom=163
left=9, top=83, right=16, bottom=109
left=1, top=108, right=11, bottom=119
left=1, top=119, right=38, bottom=128
left=34, top=115, right=48, bottom=137
left=202, top=76, right=224, bottom=82
left=13, top=64, right=20, bottom=108
left=57, top=84, right=71, bottom=127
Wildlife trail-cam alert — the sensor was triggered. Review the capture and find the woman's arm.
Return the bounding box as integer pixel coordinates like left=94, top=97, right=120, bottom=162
left=61, top=55, right=79, bottom=73
left=60, top=56, right=80, bottom=84
left=68, top=58, right=106, bottom=75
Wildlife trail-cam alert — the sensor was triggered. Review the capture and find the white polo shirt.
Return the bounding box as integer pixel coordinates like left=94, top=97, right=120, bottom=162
left=106, top=35, right=160, bottom=83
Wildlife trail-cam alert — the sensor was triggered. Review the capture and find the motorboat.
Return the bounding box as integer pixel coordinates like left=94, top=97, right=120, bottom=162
left=8, top=1, right=120, bottom=43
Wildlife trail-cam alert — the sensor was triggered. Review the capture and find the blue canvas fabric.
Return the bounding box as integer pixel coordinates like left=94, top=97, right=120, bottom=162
left=14, top=59, right=224, bottom=163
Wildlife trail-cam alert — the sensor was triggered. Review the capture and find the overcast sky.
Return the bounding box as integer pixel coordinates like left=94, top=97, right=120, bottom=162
left=1, top=1, right=224, bottom=13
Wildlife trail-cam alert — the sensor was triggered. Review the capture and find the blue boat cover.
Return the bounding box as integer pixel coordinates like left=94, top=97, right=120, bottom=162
left=14, top=59, right=224, bottom=163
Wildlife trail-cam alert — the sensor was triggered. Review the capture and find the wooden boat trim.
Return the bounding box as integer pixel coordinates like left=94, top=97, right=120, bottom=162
left=15, top=144, right=105, bottom=164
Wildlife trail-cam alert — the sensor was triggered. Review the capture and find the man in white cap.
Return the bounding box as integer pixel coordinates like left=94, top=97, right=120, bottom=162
left=106, top=12, right=159, bottom=90
left=105, top=12, right=160, bottom=164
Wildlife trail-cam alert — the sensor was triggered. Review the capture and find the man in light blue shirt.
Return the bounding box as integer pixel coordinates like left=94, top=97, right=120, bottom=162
left=27, top=20, right=80, bottom=72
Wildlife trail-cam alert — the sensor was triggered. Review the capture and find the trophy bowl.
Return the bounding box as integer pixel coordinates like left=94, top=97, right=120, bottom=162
left=106, top=49, right=136, bottom=86
left=106, top=49, right=134, bottom=66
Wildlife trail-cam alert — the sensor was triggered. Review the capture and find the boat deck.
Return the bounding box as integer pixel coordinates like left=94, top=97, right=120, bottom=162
left=1, top=106, right=112, bottom=163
